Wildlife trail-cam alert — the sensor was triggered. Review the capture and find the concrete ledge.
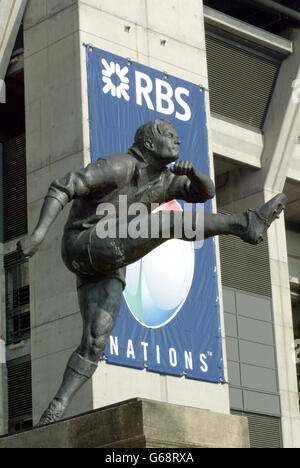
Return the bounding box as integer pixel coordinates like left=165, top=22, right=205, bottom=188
left=204, top=5, right=293, bottom=56
left=0, top=398, right=250, bottom=448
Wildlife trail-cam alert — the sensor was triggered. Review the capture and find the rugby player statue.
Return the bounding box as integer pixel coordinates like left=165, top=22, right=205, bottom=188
left=17, top=119, right=286, bottom=426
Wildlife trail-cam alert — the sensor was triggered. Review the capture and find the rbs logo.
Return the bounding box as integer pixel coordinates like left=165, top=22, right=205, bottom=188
left=101, top=60, right=191, bottom=122
left=135, top=71, right=191, bottom=122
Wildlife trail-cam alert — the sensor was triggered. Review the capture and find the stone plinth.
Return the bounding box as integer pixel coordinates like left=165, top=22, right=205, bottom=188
left=0, top=399, right=249, bottom=448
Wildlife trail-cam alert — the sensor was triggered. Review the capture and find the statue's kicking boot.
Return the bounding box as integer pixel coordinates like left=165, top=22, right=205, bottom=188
left=37, top=353, right=97, bottom=427
left=37, top=398, right=67, bottom=427
left=241, top=193, right=286, bottom=245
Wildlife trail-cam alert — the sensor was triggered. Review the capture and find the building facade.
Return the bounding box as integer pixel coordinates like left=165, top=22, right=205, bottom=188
left=0, top=0, right=300, bottom=448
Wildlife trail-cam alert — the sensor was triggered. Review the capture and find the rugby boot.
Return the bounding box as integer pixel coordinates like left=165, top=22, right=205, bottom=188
left=37, top=398, right=67, bottom=427
left=240, top=193, right=286, bottom=245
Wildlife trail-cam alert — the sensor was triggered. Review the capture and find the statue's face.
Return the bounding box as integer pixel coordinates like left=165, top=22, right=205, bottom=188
left=148, top=122, right=181, bottom=165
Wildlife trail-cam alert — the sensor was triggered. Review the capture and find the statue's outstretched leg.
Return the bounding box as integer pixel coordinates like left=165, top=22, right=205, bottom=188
left=37, top=277, right=123, bottom=426
left=82, top=193, right=286, bottom=273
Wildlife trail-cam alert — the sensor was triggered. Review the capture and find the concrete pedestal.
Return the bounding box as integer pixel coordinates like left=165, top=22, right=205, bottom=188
left=0, top=398, right=249, bottom=448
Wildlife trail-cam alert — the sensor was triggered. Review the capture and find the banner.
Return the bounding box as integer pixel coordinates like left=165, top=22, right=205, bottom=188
left=87, top=46, right=224, bottom=383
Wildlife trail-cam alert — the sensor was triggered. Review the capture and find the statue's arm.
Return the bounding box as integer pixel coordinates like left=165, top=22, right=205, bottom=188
left=171, top=161, right=215, bottom=203
left=17, top=197, right=63, bottom=258
left=17, top=157, right=130, bottom=258
left=187, top=168, right=215, bottom=201
left=17, top=167, right=94, bottom=258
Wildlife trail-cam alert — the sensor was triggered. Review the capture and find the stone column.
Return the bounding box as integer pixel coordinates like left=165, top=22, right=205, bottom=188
left=217, top=27, right=300, bottom=448
left=264, top=29, right=300, bottom=448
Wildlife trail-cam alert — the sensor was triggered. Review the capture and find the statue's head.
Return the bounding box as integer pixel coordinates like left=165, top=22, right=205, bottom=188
left=134, top=119, right=181, bottom=166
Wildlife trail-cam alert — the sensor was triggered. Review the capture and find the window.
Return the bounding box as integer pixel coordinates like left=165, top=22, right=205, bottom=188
left=205, top=26, right=282, bottom=129
left=232, top=410, right=282, bottom=448
left=7, top=356, right=33, bottom=434
left=5, top=252, right=30, bottom=344
left=2, top=134, right=28, bottom=242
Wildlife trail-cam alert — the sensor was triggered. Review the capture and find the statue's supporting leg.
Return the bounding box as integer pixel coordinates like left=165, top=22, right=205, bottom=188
left=37, top=278, right=123, bottom=426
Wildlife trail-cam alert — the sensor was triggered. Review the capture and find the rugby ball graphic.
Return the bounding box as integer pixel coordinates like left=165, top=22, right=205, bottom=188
left=124, top=200, right=195, bottom=328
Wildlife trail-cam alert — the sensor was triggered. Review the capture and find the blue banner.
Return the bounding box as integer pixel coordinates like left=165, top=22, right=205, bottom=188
left=87, top=46, right=224, bottom=383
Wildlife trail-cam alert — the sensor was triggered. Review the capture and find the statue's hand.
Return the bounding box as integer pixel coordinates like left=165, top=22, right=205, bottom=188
left=170, top=160, right=195, bottom=177
left=17, top=231, right=43, bottom=259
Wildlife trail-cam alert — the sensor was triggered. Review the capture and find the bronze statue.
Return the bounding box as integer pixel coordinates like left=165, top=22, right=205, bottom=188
left=18, top=119, right=286, bottom=425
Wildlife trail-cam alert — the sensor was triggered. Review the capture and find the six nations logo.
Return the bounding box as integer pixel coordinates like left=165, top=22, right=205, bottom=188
left=124, top=201, right=195, bottom=328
